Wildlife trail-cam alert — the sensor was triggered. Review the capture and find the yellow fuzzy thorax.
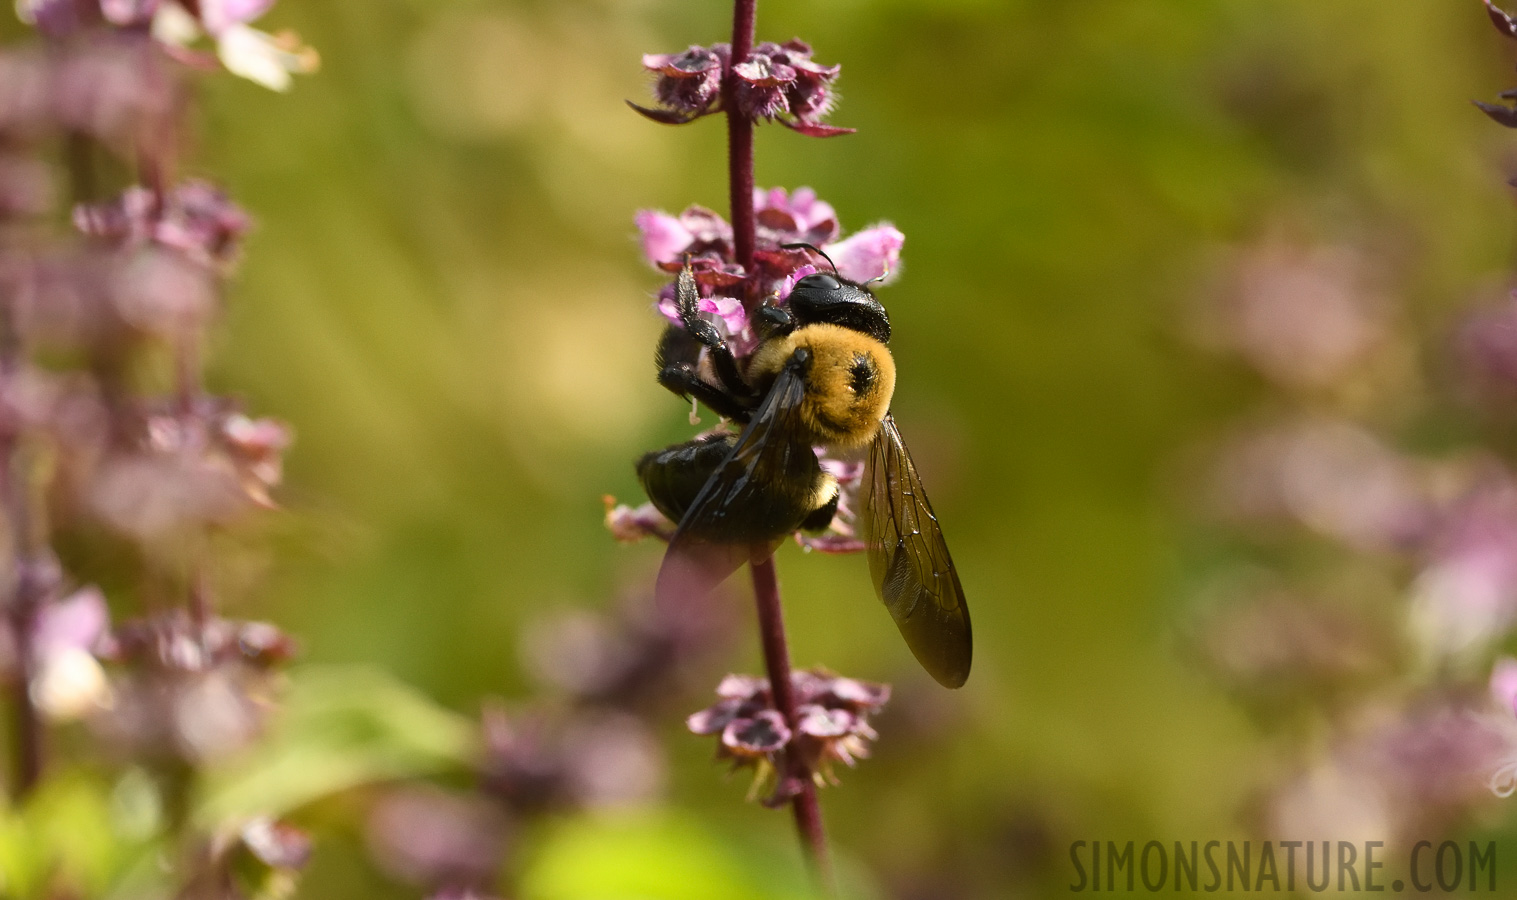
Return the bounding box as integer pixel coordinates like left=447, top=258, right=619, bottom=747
left=748, top=323, right=897, bottom=448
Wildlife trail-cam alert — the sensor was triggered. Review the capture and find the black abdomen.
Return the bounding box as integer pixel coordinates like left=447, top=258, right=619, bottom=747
left=636, top=433, right=737, bottom=525
left=636, top=432, right=835, bottom=541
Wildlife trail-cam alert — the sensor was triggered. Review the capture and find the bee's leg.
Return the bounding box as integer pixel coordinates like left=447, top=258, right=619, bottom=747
left=658, top=364, right=752, bottom=422
left=755, top=300, right=796, bottom=338
left=673, top=264, right=757, bottom=402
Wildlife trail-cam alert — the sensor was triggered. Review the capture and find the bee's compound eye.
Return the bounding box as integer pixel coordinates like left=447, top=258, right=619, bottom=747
left=798, top=273, right=841, bottom=292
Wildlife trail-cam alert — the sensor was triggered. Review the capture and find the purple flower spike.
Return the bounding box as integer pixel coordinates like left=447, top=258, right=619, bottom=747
left=643, top=45, right=727, bottom=118
left=632, top=38, right=847, bottom=133
left=826, top=223, right=905, bottom=284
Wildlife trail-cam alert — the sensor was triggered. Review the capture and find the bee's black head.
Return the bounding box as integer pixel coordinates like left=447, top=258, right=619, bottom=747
left=788, top=273, right=892, bottom=344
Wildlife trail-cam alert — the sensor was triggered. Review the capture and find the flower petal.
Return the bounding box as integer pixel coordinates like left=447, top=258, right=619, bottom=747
left=826, top=224, right=905, bottom=284
left=775, top=264, right=819, bottom=301
left=200, top=0, right=275, bottom=34
left=779, top=119, right=856, bottom=138
left=216, top=24, right=317, bottom=92
left=626, top=100, right=711, bottom=126
left=151, top=0, right=202, bottom=46
left=702, top=296, right=748, bottom=335
left=634, top=209, right=693, bottom=266
left=826, top=675, right=891, bottom=711
left=686, top=697, right=746, bottom=735
left=722, top=710, right=791, bottom=753
left=34, top=586, right=109, bottom=657
left=797, top=704, right=854, bottom=738
left=715, top=673, right=766, bottom=699
left=1493, top=658, right=1517, bottom=716
left=100, top=0, right=160, bottom=27
left=31, top=647, right=111, bottom=721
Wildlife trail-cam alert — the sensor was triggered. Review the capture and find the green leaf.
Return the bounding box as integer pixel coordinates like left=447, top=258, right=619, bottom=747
left=199, top=664, right=478, bottom=824
left=521, top=811, right=862, bottom=900
left=0, top=772, right=159, bottom=900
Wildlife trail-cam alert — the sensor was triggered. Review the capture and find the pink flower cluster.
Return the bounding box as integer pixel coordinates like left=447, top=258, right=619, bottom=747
left=635, top=186, right=903, bottom=351
left=635, top=39, right=847, bottom=135
left=686, top=669, right=890, bottom=804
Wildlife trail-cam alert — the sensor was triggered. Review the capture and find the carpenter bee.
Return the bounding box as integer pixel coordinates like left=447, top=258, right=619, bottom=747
left=637, top=254, right=971, bottom=688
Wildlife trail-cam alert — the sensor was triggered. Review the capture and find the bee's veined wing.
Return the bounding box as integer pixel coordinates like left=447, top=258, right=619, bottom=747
left=655, top=361, right=821, bottom=608
left=861, top=413, right=972, bottom=688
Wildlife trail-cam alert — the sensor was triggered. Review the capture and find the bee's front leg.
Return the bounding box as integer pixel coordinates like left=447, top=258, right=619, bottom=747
left=657, top=362, right=753, bottom=422
left=673, top=262, right=756, bottom=403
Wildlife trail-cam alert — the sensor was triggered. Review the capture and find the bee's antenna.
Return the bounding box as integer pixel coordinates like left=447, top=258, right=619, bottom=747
left=779, top=241, right=839, bottom=276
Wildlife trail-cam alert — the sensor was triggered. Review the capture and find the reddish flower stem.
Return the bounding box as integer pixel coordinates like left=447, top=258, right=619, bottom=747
left=750, top=556, right=832, bottom=888
left=726, top=0, right=758, bottom=291
left=726, top=0, right=830, bottom=885
left=728, top=0, right=837, bottom=886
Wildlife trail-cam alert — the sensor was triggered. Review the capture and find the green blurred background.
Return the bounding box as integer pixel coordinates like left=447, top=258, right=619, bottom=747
left=160, top=0, right=1517, bottom=895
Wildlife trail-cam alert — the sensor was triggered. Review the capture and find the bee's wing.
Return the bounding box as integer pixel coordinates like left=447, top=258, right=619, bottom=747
left=655, top=363, right=818, bottom=607
left=861, top=413, right=972, bottom=688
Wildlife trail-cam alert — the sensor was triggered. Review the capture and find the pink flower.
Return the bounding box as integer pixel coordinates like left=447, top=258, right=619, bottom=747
left=1492, top=658, right=1517, bottom=716
left=632, top=189, right=904, bottom=368
left=99, top=0, right=160, bottom=28
left=826, top=223, right=905, bottom=284
left=755, top=186, right=839, bottom=247
left=1410, top=472, right=1517, bottom=659
left=602, top=497, right=675, bottom=543
left=686, top=668, right=890, bottom=802
left=633, top=205, right=733, bottom=268
left=774, top=264, right=821, bottom=302
left=77, top=181, right=252, bottom=273
left=656, top=294, right=747, bottom=335
left=149, top=0, right=318, bottom=92
left=197, top=0, right=275, bottom=34
left=29, top=587, right=113, bottom=721
left=634, top=210, right=693, bottom=267
left=34, top=586, right=109, bottom=659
